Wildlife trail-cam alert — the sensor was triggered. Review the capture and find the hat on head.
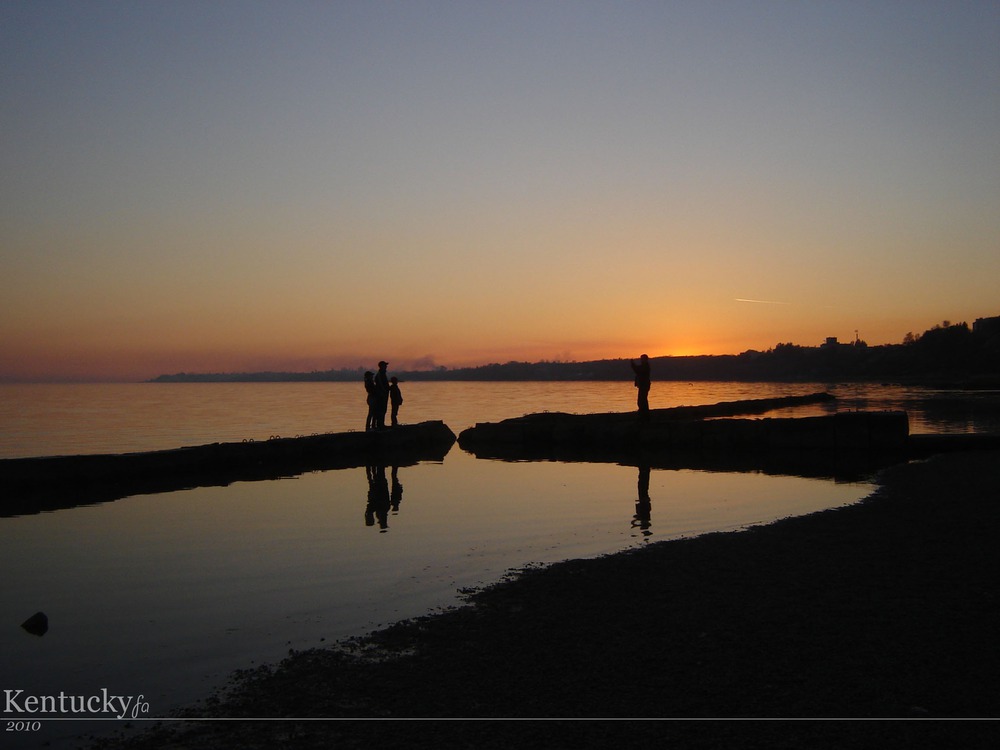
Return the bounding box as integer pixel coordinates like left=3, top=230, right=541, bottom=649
left=378, top=361, right=388, bottom=367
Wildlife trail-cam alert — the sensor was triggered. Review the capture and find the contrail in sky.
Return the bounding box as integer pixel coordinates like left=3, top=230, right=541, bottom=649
left=735, top=298, right=792, bottom=305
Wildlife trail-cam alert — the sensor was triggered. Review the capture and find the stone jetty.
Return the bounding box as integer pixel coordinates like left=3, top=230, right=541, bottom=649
left=0, top=421, right=456, bottom=516
left=457, top=393, right=911, bottom=472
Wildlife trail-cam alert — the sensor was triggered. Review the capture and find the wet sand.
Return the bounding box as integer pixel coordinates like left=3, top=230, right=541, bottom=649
left=91, top=448, right=1000, bottom=749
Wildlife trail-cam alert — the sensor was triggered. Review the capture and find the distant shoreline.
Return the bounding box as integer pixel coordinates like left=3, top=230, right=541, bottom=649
left=147, top=317, right=1000, bottom=387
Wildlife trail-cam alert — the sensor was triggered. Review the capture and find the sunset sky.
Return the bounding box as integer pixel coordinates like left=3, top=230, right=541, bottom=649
left=2, top=1, right=998, bottom=382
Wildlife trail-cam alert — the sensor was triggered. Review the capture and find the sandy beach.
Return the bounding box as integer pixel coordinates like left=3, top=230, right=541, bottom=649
left=90, top=447, right=1000, bottom=748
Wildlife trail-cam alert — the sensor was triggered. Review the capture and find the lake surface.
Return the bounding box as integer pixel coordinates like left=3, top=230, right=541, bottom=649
left=1, top=380, right=997, bottom=747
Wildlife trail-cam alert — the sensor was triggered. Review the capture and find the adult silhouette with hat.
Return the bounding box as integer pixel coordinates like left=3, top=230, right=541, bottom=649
left=373, top=361, right=390, bottom=429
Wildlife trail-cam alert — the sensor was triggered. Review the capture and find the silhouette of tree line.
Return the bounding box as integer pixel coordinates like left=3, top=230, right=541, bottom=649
left=150, top=316, right=1000, bottom=387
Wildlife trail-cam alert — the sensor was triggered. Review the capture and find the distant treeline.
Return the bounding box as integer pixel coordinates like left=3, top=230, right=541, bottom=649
left=150, top=316, right=1000, bottom=387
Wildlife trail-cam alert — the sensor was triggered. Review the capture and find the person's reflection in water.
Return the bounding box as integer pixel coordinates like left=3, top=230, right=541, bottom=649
left=390, top=466, right=403, bottom=513
left=631, top=465, right=652, bottom=536
left=365, top=465, right=391, bottom=532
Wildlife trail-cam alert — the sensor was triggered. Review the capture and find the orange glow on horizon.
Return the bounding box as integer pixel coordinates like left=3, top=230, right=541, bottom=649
left=6, top=294, right=995, bottom=383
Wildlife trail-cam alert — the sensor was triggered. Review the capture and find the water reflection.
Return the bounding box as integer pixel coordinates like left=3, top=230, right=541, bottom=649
left=631, top=465, right=652, bottom=536
left=391, top=466, right=403, bottom=513
left=365, top=465, right=390, bottom=531
left=364, top=465, right=405, bottom=532
left=918, top=395, right=1000, bottom=434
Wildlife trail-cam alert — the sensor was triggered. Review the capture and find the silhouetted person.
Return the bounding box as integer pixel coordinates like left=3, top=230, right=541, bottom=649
left=363, top=371, right=376, bottom=431
left=390, top=465, right=403, bottom=512
left=373, top=361, right=390, bottom=429
left=632, top=465, right=652, bottom=535
left=389, top=377, right=403, bottom=426
left=631, top=354, right=651, bottom=420
left=365, top=464, right=391, bottom=531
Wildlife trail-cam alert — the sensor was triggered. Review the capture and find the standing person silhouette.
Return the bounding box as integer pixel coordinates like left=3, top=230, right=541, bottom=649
left=373, top=361, right=390, bottom=429
left=389, top=377, right=403, bottom=427
left=631, top=354, right=651, bottom=420
left=363, top=371, right=377, bottom=431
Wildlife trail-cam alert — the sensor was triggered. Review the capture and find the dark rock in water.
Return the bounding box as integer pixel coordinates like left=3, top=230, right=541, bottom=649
left=21, top=611, right=48, bottom=636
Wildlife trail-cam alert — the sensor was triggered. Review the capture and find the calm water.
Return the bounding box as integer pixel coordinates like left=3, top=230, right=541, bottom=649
left=2, top=380, right=995, bottom=459
left=1, top=381, right=997, bottom=747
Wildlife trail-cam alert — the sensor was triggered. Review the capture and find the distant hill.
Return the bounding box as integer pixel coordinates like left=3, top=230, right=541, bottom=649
left=150, top=316, right=1000, bottom=387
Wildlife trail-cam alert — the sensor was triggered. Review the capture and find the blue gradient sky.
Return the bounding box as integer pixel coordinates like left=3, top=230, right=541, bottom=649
left=2, top=1, right=998, bottom=381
